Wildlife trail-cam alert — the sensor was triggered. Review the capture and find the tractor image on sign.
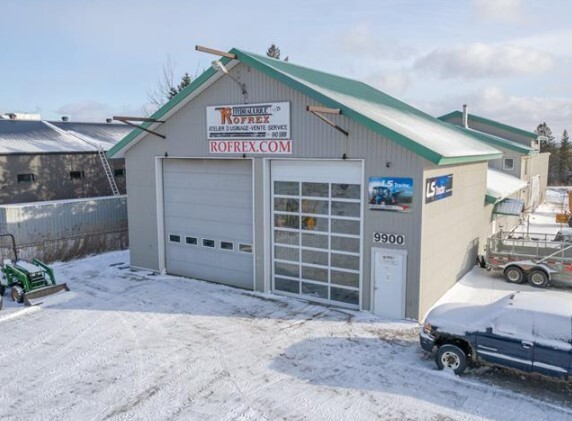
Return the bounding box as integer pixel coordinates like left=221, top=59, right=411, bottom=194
left=0, top=234, right=69, bottom=310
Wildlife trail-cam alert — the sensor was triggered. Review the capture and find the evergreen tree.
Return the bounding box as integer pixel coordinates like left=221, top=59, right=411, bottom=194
left=168, top=72, right=192, bottom=99
left=266, top=44, right=281, bottom=59
left=536, top=122, right=559, bottom=185
left=559, top=129, right=571, bottom=184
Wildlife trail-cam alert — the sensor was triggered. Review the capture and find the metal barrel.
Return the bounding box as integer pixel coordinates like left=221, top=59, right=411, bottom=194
left=23, top=284, right=70, bottom=306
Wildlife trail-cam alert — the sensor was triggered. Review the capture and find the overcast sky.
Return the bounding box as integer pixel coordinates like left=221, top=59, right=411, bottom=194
left=2, top=0, right=571, bottom=138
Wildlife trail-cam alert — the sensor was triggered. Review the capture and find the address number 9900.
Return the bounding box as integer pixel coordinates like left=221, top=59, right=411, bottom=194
left=373, top=232, right=405, bottom=245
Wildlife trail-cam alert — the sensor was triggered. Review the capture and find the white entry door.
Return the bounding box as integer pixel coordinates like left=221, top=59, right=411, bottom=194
left=372, top=248, right=407, bottom=319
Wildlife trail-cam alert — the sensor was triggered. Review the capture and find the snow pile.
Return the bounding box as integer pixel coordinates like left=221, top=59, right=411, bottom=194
left=546, top=188, right=568, bottom=204
left=0, top=250, right=570, bottom=420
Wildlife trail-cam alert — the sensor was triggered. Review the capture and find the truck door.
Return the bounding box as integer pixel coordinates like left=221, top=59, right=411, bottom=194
left=476, top=309, right=533, bottom=372
left=531, top=313, right=572, bottom=379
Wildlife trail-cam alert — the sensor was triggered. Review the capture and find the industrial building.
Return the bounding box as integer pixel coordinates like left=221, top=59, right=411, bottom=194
left=0, top=117, right=130, bottom=204
left=109, top=48, right=523, bottom=320
left=439, top=110, right=549, bottom=210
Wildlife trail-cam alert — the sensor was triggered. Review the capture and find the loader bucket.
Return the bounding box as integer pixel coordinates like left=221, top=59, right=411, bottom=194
left=23, top=283, right=70, bottom=306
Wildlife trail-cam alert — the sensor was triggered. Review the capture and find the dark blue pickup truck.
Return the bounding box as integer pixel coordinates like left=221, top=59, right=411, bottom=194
left=420, top=292, right=571, bottom=379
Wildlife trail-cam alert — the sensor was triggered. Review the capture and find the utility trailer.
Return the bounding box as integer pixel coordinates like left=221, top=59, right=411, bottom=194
left=481, top=231, right=572, bottom=288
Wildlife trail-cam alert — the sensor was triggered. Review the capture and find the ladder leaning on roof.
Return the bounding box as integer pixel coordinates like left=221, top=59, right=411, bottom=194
left=42, top=121, right=121, bottom=196
left=97, top=148, right=120, bottom=196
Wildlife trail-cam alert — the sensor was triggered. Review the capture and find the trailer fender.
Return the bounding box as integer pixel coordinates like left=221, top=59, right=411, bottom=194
left=499, top=261, right=554, bottom=279
left=528, top=264, right=553, bottom=280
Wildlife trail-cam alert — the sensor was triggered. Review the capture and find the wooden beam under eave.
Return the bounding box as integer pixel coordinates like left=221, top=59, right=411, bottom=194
left=306, top=106, right=342, bottom=115
left=112, top=116, right=165, bottom=123
left=195, top=45, right=236, bottom=59
left=114, top=118, right=166, bottom=140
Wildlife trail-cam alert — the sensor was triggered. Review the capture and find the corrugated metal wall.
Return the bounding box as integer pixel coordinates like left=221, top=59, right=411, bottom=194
left=0, top=154, right=126, bottom=204
left=125, top=62, right=427, bottom=318
left=0, top=195, right=128, bottom=262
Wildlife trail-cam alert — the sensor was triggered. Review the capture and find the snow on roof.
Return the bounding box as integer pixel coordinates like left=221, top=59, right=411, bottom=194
left=306, top=87, right=501, bottom=160
left=0, top=120, right=131, bottom=154
left=439, top=110, right=538, bottom=140
left=0, top=120, right=95, bottom=154
left=486, top=169, right=528, bottom=203
left=109, top=48, right=503, bottom=164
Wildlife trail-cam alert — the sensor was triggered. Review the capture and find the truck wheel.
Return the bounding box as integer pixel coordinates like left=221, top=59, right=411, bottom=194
left=503, top=266, right=524, bottom=284
left=435, top=344, right=467, bottom=375
left=528, top=270, right=548, bottom=288
left=10, top=286, right=24, bottom=303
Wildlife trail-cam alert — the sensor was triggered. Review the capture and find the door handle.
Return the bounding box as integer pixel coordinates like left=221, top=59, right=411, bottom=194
left=521, top=341, right=533, bottom=349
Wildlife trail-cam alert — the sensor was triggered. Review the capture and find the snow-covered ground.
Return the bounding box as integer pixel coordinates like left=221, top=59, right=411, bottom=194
left=0, top=194, right=571, bottom=420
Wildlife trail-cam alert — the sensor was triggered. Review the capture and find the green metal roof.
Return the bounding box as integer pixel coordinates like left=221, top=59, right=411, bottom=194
left=449, top=124, right=537, bottom=156
left=439, top=111, right=537, bottom=141
left=110, top=49, right=502, bottom=165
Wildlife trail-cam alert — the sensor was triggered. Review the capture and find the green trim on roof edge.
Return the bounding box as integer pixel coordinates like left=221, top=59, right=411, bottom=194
left=236, top=52, right=448, bottom=164
left=485, top=194, right=498, bottom=204
left=439, top=111, right=537, bottom=140
left=453, top=124, right=537, bottom=155
left=110, top=48, right=502, bottom=166
left=108, top=55, right=233, bottom=158
left=438, top=151, right=503, bottom=165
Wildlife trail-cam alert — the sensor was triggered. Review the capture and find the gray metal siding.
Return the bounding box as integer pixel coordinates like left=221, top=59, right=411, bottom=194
left=486, top=146, right=523, bottom=177
left=124, top=136, right=166, bottom=270
left=125, top=63, right=461, bottom=318
left=0, top=196, right=127, bottom=243
left=444, top=115, right=536, bottom=147
left=0, top=153, right=126, bottom=204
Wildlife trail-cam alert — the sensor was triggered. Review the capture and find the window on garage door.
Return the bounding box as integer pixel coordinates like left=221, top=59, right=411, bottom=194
left=272, top=180, right=361, bottom=307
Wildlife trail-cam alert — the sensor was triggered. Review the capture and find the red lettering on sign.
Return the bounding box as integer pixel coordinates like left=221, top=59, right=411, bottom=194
left=263, top=116, right=270, bottom=123
left=218, top=107, right=232, bottom=124
left=279, top=140, right=291, bottom=153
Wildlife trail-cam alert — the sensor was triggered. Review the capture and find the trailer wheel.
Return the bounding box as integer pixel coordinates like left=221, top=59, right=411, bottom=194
left=10, top=286, right=24, bottom=303
left=528, top=270, right=548, bottom=288
left=503, top=266, right=524, bottom=284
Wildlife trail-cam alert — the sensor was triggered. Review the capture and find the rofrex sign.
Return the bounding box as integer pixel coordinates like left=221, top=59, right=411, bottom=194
left=207, top=102, right=291, bottom=154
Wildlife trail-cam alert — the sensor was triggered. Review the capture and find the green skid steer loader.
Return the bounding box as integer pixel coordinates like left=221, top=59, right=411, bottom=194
left=0, top=234, right=69, bottom=310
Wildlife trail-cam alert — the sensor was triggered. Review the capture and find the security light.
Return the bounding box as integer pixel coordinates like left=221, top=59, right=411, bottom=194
left=211, top=60, right=248, bottom=100
left=211, top=60, right=229, bottom=74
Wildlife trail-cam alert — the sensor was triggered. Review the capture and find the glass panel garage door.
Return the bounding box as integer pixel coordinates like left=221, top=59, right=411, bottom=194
left=272, top=179, right=362, bottom=308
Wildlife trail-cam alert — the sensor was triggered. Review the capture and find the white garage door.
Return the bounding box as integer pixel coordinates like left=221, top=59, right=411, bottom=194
left=271, top=160, right=363, bottom=308
left=163, top=159, right=254, bottom=289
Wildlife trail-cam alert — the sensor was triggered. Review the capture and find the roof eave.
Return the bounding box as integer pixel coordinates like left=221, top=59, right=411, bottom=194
left=237, top=52, right=496, bottom=166
left=485, top=194, right=499, bottom=204
left=438, top=151, right=503, bottom=166
left=108, top=54, right=235, bottom=158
